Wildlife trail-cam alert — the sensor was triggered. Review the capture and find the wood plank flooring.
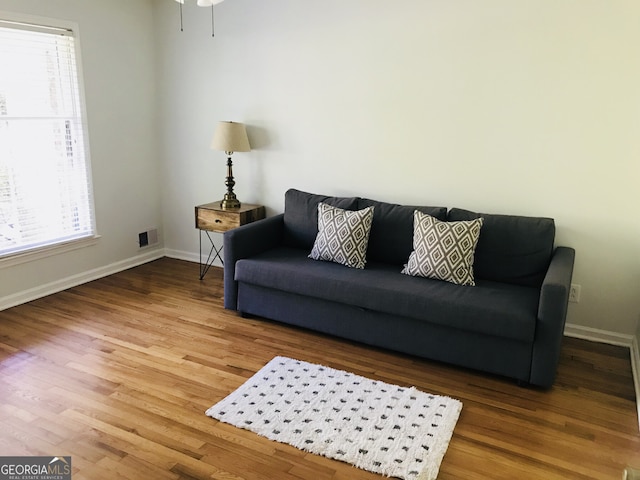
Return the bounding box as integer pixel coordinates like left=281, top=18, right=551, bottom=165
left=0, top=257, right=638, bottom=479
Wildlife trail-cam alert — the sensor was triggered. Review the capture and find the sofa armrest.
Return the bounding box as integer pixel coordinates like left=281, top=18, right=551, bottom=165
left=530, top=246, right=576, bottom=387
left=223, top=214, right=284, bottom=310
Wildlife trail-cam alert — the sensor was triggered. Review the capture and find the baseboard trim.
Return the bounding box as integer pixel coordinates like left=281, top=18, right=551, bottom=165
left=164, top=248, right=201, bottom=265
left=565, top=322, right=640, bottom=431
left=165, top=248, right=224, bottom=268
left=564, top=322, right=634, bottom=347
left=0, top=248, right=165, bottom=311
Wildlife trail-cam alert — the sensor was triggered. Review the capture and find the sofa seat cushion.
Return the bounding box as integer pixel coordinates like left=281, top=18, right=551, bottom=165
left=235, top=247, right=539, bottom=343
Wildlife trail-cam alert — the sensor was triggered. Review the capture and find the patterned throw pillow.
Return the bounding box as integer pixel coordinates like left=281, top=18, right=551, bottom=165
left=309, top=203, right=374, bottom=269
left=402, top=210, right=483, bottom=286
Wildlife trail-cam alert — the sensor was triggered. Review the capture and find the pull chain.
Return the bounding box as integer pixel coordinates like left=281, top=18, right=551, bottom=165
left=211, top=5, right=214, bottom=37
left=179, top=1, right=184, bottom=31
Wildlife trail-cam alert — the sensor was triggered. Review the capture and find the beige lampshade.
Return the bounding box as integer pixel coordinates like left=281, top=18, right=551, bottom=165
left=211, top=121, right=251, bottom=153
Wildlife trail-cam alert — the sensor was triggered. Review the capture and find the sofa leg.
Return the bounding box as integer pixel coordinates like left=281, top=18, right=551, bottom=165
left=517, top=379, right=531, bottom=388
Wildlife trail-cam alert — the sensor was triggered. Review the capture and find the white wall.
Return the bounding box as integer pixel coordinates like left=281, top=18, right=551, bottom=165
left=155, top=0, right=640, bottom=336
left=0, top=0, right=163, bottom=303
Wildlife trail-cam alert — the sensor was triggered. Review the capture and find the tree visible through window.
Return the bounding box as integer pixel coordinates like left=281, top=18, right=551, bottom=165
left=0, top=17, right=95, bottom=258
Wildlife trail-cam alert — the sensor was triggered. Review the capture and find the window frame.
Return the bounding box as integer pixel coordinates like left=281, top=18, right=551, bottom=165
left=0, top=11, right=98, bottom=267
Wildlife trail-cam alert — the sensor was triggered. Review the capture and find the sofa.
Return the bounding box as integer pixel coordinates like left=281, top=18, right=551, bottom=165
left=223, top=189, right=575, bottom=388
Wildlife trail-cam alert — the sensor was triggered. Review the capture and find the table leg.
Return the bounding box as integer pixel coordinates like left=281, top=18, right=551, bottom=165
left=199, top=230, right=223, bottom=280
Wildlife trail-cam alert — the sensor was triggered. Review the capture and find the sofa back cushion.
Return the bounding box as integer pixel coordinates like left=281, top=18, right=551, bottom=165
left=283, top=189, right=359, bottom=249
left=357, top=198, right=447, bottom=265
left=447, top=208, right=555, bottom=287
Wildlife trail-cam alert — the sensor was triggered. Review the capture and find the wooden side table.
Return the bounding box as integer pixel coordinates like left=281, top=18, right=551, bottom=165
left=195, top=201, right=265, bottom=279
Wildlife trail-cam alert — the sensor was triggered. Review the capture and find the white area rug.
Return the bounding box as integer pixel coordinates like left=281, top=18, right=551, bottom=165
left=206, top=356, right=462, bottom=480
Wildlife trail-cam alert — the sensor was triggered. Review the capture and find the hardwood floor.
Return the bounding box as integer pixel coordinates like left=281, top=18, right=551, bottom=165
left=0, top=257, right=638, bottom=479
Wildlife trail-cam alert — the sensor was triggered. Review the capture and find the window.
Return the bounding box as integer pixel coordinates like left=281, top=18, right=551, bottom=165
left=0, top=16, right=95, bottom=260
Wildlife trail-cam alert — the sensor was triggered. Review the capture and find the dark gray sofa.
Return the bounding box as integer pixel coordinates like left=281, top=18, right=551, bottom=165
left=223, top=189, right=575, bottom=388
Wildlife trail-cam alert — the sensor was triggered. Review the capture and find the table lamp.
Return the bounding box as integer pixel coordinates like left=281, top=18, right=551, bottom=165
left=210, top=121, right=251, bottom=209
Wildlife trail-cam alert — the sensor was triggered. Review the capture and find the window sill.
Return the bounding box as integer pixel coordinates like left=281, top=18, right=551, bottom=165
left=0, top=235, right=101, bottom=268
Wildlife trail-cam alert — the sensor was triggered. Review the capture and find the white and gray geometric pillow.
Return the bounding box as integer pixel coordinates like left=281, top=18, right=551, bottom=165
left=309, top=203, right=374, bottom=269
left=402, top=210, right=483, bottom=286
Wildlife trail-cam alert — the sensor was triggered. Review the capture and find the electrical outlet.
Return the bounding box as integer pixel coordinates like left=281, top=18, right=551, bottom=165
left=569, top=284, right=581, bottom=303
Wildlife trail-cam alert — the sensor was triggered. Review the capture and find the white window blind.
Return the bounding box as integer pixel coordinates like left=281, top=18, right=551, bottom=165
left=0, top=18, right=95, bottom=258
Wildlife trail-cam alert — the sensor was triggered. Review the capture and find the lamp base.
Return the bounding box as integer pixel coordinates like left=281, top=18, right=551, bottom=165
left=220, top=194, right=241, bottom=209
left=220, top=155, right=241, bottom=209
